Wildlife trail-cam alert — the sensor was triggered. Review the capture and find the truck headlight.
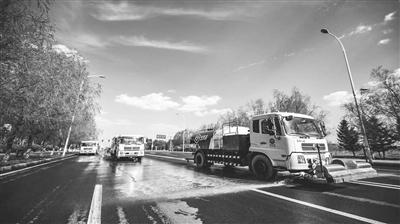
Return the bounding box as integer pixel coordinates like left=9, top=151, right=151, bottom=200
left=297, top=155, right=306, bottom=164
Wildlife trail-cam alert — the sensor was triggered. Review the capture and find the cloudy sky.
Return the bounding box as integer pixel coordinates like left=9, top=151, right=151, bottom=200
left=50, top=0, right=398, bottom=142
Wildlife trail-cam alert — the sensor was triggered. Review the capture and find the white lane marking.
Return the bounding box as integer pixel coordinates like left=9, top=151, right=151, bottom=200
left=356, top=180, right=400, bottom=188
left=251, top=189, right=385, bottom=224
left=87, top=184, right=102, bottom=224
left=350, top=180, right=400, bottom=190
left=323, top=192, right=400, bottom=209
left=0, top=155, right=76, bottom=177
left=116, top=206, right=129, bottom=224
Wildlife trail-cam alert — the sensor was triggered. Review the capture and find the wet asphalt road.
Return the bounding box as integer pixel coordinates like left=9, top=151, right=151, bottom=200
left=0, top=154, right=399, bottom=224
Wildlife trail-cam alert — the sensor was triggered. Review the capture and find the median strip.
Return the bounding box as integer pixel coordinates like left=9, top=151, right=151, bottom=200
left=0, top=155, right=77, bottom=178
left=251, top=189, right=385, bottom=224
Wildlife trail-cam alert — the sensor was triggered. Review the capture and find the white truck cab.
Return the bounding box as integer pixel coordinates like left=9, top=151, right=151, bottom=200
left=111, top=135, right=145, bottom=161
left=79, top=140, right=99, bottom=155
left=250, top=112, right=331, bottom=172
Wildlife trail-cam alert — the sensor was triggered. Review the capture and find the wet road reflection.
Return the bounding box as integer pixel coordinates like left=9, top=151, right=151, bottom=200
left=96, top=156, right=280, bottom=203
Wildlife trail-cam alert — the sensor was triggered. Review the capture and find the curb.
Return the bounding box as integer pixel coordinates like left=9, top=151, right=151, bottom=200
left=0, top=154, right=78, bottom=178
left=145, top=154, right=191, bottom=165
left=371, top=161, right=400, bottom=168
left=330, top=156, right=400, bottom=168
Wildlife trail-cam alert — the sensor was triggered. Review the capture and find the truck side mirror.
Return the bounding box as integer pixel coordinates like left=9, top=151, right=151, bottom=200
left=319, top=121, right=327, bottom=137
left=285, top=115, right=293, bottom=121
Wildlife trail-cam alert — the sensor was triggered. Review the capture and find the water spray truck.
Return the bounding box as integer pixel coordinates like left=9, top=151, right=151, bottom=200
left=190, top=112, right=377, bottom=184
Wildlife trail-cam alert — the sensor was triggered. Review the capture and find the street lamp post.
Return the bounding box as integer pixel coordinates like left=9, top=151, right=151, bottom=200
left=321, top=28, right=372, bottom=163
left=359, top=88, right=369, bottom=116
left=62, top=75, right=105, bottom=157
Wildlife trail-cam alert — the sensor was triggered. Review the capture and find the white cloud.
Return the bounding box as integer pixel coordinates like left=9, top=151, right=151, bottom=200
left=179, top=95, right=221, bottom=112
left=56, top=33, right=109, bottom=53
left=92, top=2, right=242, bottom=21
left=378, top=39, right=391, bottom=45
left=194, top=108, right=233, bottom=117
left=148, top=123, right=180, bottom=136
left=384, top=11, right=397, bottom=23
left=323, top=91, right=353, bottom=107
left=234, top=60, right=265, bottom=72
left=383, top=29, right=393, bottom=34
left=115, top=93, right=180, bottom=111
left=348, top=24, right=373, bottom=36
left=95, top=116, right=135, bottom=127
left=178, top=95, right=230, bottom=117
left=115, top=92, right=227, bottom=116
left=366, top=81, right=380, bottom=88
left=115, top=36, right=208, bottom=53
left=52, top=44, right=77, bottom=55
left=167, top=89, right=177, bottom=93
left=52, top=44, right=87, bottom=62
left=392, top=68, right=400, bottom=79
left=284, top=52, right=295, bottom=57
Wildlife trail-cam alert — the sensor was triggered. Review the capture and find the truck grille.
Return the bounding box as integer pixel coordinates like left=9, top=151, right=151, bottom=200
left=301, top=143, right=326, bottom=151
left=124, top=146, right=140, bottom=151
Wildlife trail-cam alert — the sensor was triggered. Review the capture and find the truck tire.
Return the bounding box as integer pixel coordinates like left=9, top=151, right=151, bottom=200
left=137, top=157, right=142, bottom=163
left=195, top=151, right=207, bottom=168
left=251, top=155, right=274, bottom=181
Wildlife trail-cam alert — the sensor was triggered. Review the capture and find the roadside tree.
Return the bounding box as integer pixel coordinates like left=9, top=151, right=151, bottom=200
left=269, top=87, right=327, bottom=122
left=0, top=0, right=101, bottom=157
left=336, top=119, right=361, bottom=157
left=344, top=67, right=399, bottom=141
left=364, top=116, right=396, bottom=159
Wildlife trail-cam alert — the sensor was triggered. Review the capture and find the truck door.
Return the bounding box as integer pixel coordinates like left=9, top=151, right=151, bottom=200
left=251, top=115, right=286, bottom=167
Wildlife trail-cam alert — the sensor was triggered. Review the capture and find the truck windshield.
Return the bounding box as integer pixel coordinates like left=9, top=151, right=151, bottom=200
left=283, top=117, right=322, bottom=137
left=120, top=137, right=144, bottom=144
left=81, top=142, right=97, bottom=147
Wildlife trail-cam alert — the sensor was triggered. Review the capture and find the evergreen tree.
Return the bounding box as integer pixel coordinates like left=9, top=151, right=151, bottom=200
left=364, top=116, right=396, bottom=158
left=337, top=119, right=361, bottom=157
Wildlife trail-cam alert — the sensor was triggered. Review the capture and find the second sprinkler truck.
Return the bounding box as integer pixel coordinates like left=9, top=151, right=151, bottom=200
left=110, top=135, right=145, bottom=161
left=191, top=112, right=376, bottom=183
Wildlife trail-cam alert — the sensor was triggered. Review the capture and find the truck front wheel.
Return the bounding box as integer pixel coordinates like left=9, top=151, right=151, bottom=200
left=251, top=155, right=275, bottom=181
left=195, top=151, right=207, bottom=168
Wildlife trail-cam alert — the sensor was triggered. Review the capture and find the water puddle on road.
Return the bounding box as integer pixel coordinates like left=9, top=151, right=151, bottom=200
left=152, top=200, right=202, bottom=224
left=66, top=205, right=87, bottom=224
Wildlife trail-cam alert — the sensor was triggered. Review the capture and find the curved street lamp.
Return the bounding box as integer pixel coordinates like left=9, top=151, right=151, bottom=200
left=62, top=75, right=106, bottom=156
left=321, top=28, right=373, bottom=163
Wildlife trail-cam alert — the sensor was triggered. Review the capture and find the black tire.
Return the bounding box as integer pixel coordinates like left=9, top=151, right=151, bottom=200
left=195, top=151, right=207, bottom=168
left=111, top=152, right=118, bottom=160
left=251, top=155, right=275, bottom=181
left=137, top=157, right=142, bottom=163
